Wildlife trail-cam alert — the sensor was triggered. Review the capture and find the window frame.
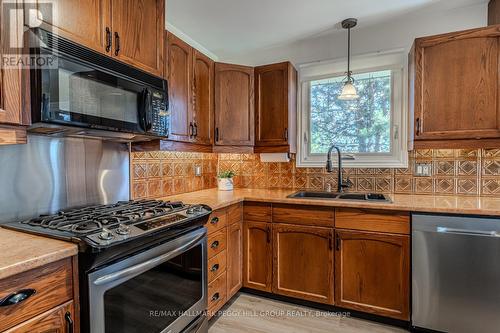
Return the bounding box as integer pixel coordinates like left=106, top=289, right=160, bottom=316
left=297, top=50, right=408, bottom=168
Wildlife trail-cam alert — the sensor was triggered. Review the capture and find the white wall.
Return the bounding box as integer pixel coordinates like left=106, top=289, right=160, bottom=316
left=223, top=1, right=487, bottom=66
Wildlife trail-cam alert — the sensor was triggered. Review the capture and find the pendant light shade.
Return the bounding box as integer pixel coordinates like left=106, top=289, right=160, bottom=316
left=338, top=18, right=359, bottom=101
left=338, top=80, right=359, bottom=100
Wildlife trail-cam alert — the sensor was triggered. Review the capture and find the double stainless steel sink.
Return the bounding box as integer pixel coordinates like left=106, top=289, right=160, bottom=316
left=287, top=191, right=391, bottom=202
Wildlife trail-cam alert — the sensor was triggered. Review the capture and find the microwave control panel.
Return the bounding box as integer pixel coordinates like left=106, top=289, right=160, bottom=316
left=151, top=91, right=169, bottom=137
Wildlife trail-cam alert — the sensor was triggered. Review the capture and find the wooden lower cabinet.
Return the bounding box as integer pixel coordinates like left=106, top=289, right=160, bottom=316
left=334, top=230, right=410, bottom=320
left=0, top=257, right=79, bottom=332
left=243, top=221, right=272, bottom=292
left=272, top=224, right=334, bottom=305
left=207, top=204, right=243, bottom=317
left=227, top=221, right=243, bottom=299
left=208, top=272, right=227, bottom=315
left=5, top=301, right=75, bottom=333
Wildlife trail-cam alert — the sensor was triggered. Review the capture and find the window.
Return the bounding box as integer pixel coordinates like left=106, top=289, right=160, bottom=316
left=297, top=51, right=408, bottom=168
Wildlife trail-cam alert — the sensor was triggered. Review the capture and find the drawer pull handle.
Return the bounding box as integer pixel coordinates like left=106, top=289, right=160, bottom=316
left=210, top=264, right=220, bottom=272
left=210, top=217, right=219, bottom=224
left=0, top=289, right=36, bottom=307
left=65, top=311, right=74, bottom=333
left=211, top=241, right=219, bottom=249
left=211, top=293, right=220, bottom=301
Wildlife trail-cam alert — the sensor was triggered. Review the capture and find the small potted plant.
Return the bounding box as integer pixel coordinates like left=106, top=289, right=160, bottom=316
left=217, top=170, right=235, bottom=191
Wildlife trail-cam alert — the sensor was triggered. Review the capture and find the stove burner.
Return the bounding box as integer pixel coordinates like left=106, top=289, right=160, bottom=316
left=20, top=199, right=188, bottom=235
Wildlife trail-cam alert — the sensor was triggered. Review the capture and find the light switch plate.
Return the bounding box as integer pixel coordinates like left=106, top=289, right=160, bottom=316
left=414, top=162, right=432, bottom=177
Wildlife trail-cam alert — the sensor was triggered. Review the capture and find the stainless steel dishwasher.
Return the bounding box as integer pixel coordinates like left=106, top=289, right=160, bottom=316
left=412, top=214, right=500, bottom=333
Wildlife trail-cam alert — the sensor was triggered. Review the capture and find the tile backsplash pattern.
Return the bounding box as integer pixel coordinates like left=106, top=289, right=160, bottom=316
left=131, top=152, right=218, bottom=199
left=131, top=149, right=500, bottom=198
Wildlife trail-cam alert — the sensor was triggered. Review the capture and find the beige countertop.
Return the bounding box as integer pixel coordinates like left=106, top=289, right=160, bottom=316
left=0, top=228, right=78, bottom=280
left=161, top=188, right=500, bottom=216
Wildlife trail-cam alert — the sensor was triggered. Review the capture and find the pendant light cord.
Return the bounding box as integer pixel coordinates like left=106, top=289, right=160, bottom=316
left=347, top=27, right=351, bottom=80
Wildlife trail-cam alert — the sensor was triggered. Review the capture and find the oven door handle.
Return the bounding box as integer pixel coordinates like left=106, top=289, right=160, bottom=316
left=93, top=231, right=205, bottom=286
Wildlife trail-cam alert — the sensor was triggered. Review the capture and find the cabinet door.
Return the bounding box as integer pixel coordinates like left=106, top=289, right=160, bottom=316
left=411, top=27, right=500, bottom=143
left=272, top=224, right=334, bottom=304
left=29, top=0, right=111, bottom=54
left=5, top=301, right=75, bottom=333
left=193, top=50, right=214, bottom=145
left=227, top=221, right=243, bottom=298
left=255, top=62, right=296, bottom=150
left=111, top=0, right=164, bottom=76
left=243, top=221, right=272, bottom=292
left=214, top=63, right=254, bottom=146
left=335, top=230, right=410, bottom=320
left=0, top=0, right=27, bottom=144
left=167, top=32, right=193, bottom=142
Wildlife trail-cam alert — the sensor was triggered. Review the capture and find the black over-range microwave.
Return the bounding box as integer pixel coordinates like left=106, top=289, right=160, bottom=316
left=29, top=29, right=169, bottom=140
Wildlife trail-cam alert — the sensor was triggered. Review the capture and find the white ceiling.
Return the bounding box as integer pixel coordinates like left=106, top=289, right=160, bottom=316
left=166, top=0, right=488, bottom=62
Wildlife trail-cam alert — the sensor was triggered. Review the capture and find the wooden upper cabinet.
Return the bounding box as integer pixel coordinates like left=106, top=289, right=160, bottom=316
left=0, top=0, right=27, bottom=144
left=111, top=0, right=164, bottom=76
left=214, top=63, right=254, bottom=146
left=29, top=0, right=111, bottom=54
left=272, top=224, right=334, bottom=305
left=254, top=62, right=297, bottom=153
left=410, top=25, right=500, bottom=148
left=192, top=50, right=214, bottom=145
left=167, top=32, right=193, bottom=142
left=335, top=230, right=410, bottom=320
left=31, top=0, right=164, bottom=76
left=243, top=221, right=272, bottom=292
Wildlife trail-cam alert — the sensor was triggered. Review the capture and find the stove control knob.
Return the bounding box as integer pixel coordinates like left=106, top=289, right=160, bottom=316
left=116, top=224, right=130, bottom=235
left=186, top=207, right=195, bottom=215
left=99, top=228, right=114, bottom=241
left=194, top=205, right=203, bottom=212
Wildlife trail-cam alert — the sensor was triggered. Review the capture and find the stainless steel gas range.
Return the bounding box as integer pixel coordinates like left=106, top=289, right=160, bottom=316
left=3, top=199, right=211, bottom=333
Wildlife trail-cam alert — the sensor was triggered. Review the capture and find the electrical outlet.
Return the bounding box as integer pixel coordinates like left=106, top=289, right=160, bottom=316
left=194, top=165, right=202, bottom=177
left=414, top=162, right=432, bottom=177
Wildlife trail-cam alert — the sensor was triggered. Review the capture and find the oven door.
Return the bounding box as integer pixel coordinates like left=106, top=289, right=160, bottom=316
left=88, top=227, right=207, bottom=333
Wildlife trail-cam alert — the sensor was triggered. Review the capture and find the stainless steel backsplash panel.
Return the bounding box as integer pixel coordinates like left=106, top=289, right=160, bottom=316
left=0, top=135, right=130, bottom=222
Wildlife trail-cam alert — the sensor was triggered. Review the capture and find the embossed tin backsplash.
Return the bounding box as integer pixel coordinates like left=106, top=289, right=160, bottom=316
left=131, top=149, right=500, bottom=199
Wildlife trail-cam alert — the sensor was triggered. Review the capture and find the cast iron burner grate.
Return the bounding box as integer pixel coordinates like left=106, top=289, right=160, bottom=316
left=21, top=199, right=186, bottom=235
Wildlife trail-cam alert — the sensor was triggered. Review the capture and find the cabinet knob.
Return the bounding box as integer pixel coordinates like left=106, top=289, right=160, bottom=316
left=211, top=240, right=219, bottom=249
left=210, top=217, right=219, bottom=224
left=211, top=293, right=220, bottom=301
left=210, top=264, right=219, bottom=272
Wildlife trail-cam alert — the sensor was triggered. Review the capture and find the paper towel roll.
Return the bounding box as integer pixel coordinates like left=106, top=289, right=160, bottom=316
left=260, top=153, right=290, bottom=163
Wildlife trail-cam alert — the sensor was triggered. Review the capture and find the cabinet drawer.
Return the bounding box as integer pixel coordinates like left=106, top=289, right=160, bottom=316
left=0, top=258, right=74, bottom=331
left=208, top=271, right=227, bottom=314
left=4, top=300, right=74, bottom=333
left=206, top=209, right=227, bottom=235
left=208, top=250, right=227, bottom=283
left=244, top=202, right=271, bottom=222
left=227, top=203, right=243, bottom=225
left=207, top=229, right=227, bottom=258
left=273, top=204, right=335, bottom=227
left=335, top=209, right=410, bottom=235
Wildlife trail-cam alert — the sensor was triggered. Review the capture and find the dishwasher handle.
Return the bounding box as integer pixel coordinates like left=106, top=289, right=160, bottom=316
left=437, top=227, right=500, bottom=237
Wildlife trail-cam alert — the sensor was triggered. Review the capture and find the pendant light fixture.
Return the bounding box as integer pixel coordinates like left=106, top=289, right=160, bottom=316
left=338, top=18, right=359, bottom=100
